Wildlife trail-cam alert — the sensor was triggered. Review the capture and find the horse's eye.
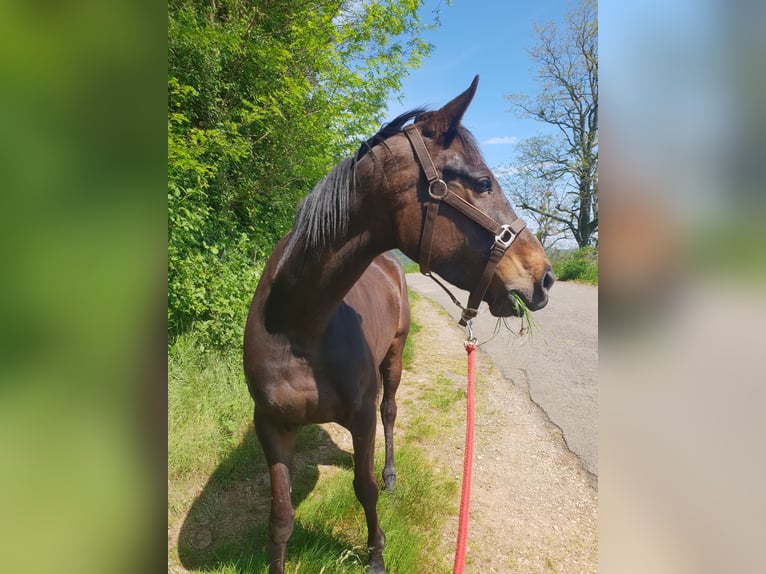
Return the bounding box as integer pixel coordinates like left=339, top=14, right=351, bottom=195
left=476, top=177, right=492, bottom=194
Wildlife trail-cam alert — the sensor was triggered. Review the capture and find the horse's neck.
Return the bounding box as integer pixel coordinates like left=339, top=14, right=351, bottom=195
left=266, top=202, right=390, bottom=342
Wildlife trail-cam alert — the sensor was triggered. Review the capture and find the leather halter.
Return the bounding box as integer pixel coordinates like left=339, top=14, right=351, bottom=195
left=403, top=124, right=527, bottom=327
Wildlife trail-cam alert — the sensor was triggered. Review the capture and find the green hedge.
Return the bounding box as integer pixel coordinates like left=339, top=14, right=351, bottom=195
left=549, top=246, right=598, bottom=285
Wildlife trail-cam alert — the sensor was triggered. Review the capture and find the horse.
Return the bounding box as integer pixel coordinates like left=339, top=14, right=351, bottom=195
left=243, top=76, right=554, bottom=574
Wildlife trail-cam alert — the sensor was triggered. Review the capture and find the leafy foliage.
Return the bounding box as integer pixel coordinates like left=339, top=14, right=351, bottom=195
left=550, top=246, right=598, bottom=284
left=168, top=0, right=435, bottom=349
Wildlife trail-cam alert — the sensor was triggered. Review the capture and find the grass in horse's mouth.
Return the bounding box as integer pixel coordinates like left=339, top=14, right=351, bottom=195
left=510, top=292, right=536, bottom=337
left=489, top=293, right=536, bottom=341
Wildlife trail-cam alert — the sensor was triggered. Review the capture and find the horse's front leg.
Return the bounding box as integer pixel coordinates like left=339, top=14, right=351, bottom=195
left=255, top=414, right=298, bottom=574
left=350, top=406, right=387, bottom=574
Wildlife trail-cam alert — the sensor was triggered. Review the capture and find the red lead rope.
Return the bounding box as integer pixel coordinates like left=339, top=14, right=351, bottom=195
left=453, top=337, right=477, bottom=574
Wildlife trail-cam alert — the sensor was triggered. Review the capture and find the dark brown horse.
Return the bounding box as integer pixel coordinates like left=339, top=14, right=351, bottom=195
left=243, top=77, right=553, bottom=574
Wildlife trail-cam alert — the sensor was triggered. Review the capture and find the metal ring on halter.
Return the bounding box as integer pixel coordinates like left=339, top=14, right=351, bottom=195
left=428, top=179, right=449, bottom=200
left=494, top=224, right=516, bottom=249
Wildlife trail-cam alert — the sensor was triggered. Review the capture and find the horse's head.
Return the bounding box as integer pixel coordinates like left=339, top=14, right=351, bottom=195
left=383, top=76, right=553, bottom=317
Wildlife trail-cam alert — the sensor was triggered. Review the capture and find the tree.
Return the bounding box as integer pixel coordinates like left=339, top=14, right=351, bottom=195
left=510, top=166, right=570, bottom=251
left=505, top=0, right=597, bottom=248
left=168, top=0, right=436, bottom=348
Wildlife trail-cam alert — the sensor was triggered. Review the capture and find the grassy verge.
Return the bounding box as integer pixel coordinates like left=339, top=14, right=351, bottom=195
left=393, top=249, right=420, bottom=274
left=549, top=246, right=598, bottom=285
left=400, top=290, right=421, bottom=370
left=169, top=298, right=456, bottom=574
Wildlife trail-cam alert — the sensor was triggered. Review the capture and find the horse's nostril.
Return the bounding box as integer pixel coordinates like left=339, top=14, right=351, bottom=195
left=542, top=269, right=555, bottom=291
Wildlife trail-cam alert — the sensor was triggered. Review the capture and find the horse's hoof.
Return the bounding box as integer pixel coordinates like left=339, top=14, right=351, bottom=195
left=383, top=472, right=396, bottom=491
left=367, top=554, right=387, bottom=574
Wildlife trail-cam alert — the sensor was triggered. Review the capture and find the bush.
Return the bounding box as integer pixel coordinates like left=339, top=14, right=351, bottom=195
left=167, top=1, right=436, bottom=351
left=550, top=246, right=598, bottom=285
left=168, top=229, right=263, bottom=350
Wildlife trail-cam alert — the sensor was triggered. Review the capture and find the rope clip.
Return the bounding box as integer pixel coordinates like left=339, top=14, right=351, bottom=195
left=464, top=319, right=477, bottom=350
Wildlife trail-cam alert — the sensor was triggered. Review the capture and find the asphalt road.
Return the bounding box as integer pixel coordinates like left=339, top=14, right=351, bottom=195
left=406, top=273, right=598, bottom=478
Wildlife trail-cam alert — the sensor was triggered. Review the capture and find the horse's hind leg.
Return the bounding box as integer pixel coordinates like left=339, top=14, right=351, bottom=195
left=254, top=414, right=298, bottom=574
left=380, top=331, right=407, bottom=490
left=350, top=405, right=387, bottom=574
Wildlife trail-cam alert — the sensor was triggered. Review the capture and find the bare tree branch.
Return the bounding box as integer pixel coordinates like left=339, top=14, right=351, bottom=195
left=504, top=0, right=597, bottom=247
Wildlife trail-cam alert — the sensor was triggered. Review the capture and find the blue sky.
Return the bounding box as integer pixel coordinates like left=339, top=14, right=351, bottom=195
left=385, top=0, right=573, bottom=169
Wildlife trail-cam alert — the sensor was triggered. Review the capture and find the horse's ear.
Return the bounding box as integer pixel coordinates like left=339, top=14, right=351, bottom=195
left=419, top=75, right=479, bottom=145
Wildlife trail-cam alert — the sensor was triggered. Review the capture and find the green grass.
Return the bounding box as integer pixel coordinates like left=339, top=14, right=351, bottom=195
left=549, top=246, right=598, bottom=285
left=288, top=447, right=455, bottom=574
left=510, top=291, right=538, bottom=336
left=168, top=331, right=253, bottom=483
left=169, top=312, right=456, bottom=574
left=403, top=373, right=464, bottom=443
left=393, top=249, right=420, bottom=274
left=426, top=375, right=465, bottom=412
left=400, top=290, right=421, bottom=370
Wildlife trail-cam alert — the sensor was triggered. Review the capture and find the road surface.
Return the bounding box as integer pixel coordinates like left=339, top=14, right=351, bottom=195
left=406, top=273, right=598, bottom=478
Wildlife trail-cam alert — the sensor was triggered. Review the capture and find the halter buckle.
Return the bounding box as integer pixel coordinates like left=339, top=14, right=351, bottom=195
left=494, top=224, right=516, bottom=249
left=428, top=179, right=449, bottom=200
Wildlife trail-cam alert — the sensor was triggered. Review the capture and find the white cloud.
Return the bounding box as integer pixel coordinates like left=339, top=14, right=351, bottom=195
left=492, top=165, right=520, bottom=178
left=483, top=136, right=519, bottom=145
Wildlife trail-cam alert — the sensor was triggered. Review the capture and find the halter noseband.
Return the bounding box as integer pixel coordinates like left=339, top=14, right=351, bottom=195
left=403, top=124, right=527, bottom=327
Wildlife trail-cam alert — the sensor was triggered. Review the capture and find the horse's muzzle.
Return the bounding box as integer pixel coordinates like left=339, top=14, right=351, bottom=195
left=527, top=265, right=555, bottom=310
left=492, top=265, right=555, bottom=316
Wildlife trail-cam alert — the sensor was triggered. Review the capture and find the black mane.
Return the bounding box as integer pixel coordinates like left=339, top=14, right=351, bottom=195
left=355, top=108, right=428, bottom=160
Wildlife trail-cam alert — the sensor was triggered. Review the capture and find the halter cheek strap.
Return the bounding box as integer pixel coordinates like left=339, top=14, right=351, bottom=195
left=403, top=124, right=527, bottom=326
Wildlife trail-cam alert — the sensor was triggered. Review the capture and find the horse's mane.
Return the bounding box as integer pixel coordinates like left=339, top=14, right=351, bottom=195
left=283, top=108, right=485, bottom=263
left=354, top=108, right=427, bottom=161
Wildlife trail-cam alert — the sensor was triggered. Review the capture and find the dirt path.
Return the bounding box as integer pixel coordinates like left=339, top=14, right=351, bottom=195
left=406, top=275, right=598, bottom=479
left=393, top=293, right=597, bottom=573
